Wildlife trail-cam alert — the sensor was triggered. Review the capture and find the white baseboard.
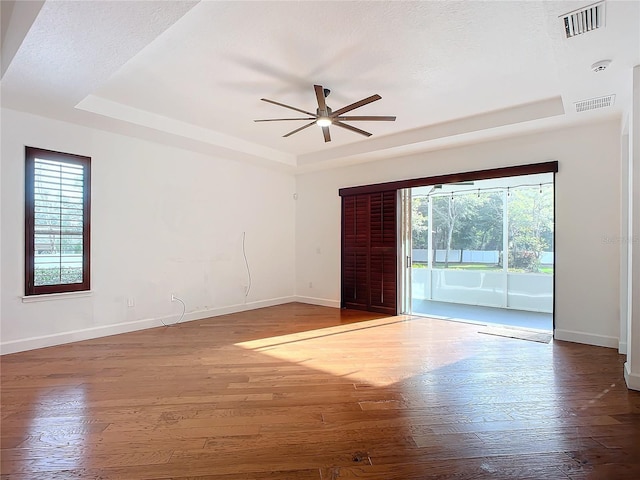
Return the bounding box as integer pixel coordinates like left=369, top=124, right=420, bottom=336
left=554, top=329, right=618, bottom=349
left=624, top=362, right=640, bottom=391
left=294, top=296, right=341, bottom=308
left=6, top=300, right=622, bottom=355
left=619, top=341, right=628, bottom=355
left=0, top=296, right=296, bottom=355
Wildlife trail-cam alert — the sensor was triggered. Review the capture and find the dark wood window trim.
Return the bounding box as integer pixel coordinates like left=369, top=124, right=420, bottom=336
left=25, top=147, right=91, bottom=296
left=339, top=161, right=558, bottom=197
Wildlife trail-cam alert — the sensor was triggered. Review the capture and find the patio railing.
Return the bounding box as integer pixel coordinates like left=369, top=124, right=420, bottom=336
left=411, top=267, right=553, bottom=313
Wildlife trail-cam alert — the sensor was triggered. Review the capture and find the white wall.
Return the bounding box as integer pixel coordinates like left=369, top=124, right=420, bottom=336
left=296, top=119, right=622, bottom=348
left=0, top=110, right=625, bottom=353
left=624, top=65, right=640, bottom=390
left=620, top=130, right=630, bottom=354
left=1, top=108, right=296, bottom=353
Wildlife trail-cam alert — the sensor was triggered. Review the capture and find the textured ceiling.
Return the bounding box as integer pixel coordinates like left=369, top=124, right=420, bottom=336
left=2, top=0, right=639, bottom=170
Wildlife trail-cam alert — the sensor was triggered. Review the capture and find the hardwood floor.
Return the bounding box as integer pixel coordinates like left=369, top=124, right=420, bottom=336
left=2, top=303, right=640, bottom=479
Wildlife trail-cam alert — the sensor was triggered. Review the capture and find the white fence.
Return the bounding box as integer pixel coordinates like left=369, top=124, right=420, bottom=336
left=412, top=268, right=553, bottom=313
left=412, top=249, right=554, bottom=265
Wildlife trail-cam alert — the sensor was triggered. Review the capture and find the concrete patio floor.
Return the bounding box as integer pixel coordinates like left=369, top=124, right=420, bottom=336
left=411, top=299, right=553, bottom=331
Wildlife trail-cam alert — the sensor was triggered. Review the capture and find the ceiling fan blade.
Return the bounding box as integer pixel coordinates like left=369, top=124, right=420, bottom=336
left=336, top=116, right=396, bottom=121
left=331, top=94, right=381, bottom=117
left=314, top=84, right=328, bottom=116
left=254, top=117, right=316, bottom=122
left=322, top=126, right=331, bottom=142
left=261, top=98, right=316, bottom=117
left=283, top=121, right=316, bottom=137
left=333, top=121, right=372, bottom=137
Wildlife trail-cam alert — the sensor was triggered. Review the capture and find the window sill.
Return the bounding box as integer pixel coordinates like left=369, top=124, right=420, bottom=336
left=22, top=290, right=93, bottom=303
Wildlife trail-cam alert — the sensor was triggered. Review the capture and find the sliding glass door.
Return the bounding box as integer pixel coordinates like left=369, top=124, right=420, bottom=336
left=405, top=173, right=554, bottom=330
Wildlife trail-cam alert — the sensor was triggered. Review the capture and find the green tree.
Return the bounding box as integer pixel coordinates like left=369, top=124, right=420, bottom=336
left=411, top=196, right=429, bottom=250
left=432, top=194, right=474, bottom=267
left=451, top=192, right=503, bottom=252
left=508, top=185, right=553, bottom=272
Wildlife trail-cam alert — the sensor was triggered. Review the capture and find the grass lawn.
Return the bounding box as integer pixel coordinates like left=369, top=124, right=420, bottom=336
left=413, top=262, right=554, bottom=274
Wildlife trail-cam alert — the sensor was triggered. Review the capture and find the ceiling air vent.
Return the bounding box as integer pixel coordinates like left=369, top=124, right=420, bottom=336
left=574, top=94, right=615, bottom=113
left=561, top=1, right=605, bottom=38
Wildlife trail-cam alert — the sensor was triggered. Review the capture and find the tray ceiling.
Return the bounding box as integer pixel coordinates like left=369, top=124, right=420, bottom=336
left=2, top=1, right=639, bottom=170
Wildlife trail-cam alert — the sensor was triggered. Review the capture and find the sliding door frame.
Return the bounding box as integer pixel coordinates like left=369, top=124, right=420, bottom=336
left=339, top=162, right=558, bottom=197
left=339, top=161, right=559, bottom=316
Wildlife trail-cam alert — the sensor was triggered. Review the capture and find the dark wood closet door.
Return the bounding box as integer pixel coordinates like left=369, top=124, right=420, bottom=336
left=341, top=191, right=397, bottom=315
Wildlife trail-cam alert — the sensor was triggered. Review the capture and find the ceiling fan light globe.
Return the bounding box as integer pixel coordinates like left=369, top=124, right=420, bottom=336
left=316, top=117, right=332, bottom=127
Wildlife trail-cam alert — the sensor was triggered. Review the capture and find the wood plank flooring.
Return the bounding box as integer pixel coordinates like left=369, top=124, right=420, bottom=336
left=2, top=303, right=640, bottom=479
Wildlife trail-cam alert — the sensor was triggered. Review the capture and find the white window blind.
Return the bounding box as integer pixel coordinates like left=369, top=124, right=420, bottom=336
left=33, top=158, right=85, bottom=286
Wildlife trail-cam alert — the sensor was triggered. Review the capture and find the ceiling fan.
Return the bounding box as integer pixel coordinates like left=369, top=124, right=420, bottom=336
left=254, top=85, right=396, bottom=142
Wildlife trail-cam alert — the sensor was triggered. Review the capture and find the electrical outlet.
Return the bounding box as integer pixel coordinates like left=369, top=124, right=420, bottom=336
left=127, top=297, right=134, bottom=307
left=171, top=294, right=176, bottom=302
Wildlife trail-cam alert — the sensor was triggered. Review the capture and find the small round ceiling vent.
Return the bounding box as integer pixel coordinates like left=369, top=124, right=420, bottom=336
left=591, top=60, right=611, bottom=72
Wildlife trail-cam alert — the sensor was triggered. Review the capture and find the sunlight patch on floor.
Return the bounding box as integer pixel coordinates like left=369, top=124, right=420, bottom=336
left=234, top=315, right=472, bottom=387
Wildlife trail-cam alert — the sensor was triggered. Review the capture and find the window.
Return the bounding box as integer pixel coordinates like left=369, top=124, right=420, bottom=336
left=25, top=147, right=91, bottom=296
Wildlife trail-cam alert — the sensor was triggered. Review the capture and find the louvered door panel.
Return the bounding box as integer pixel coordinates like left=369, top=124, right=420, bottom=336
left=370, top=191, right=396, bottom=248
left=342, top=195, right=370, bottom=309
left=341, top=190, right=397, bottom=315
left=342, top=252, right=369, bottom=309
left=369, top=251, right=397, bottom=314
left=369, top=190, right=397, bottom=314
left=343, top=195, right=356, bottom=240
left=344, top=194, right=369, bottom=247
